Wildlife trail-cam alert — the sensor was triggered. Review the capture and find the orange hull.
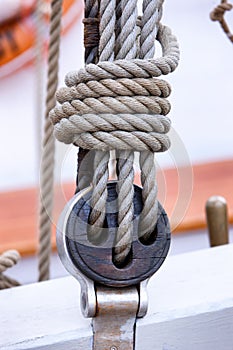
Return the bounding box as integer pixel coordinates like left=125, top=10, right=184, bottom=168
left=0, top=0, right=83, bottom=76
left=0, top=0, right=36, bottom=25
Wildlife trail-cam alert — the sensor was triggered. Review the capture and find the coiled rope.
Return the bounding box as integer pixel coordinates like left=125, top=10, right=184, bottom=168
left=50, top=0, right=179, bottom=266
left=0, top=250, right=21, bottom=289
left=210, top=0, right=233, bottom=43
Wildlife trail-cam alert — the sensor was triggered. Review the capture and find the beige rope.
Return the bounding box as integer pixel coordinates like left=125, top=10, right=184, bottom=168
left=113, top=0, right=137, bottom=265
left=0, top=250, right=21, bottom=290
left=50, top=25, right=178, bottom=149
left=38, top=0, right=63, bottom=281
left=138, top=0, right=163, bottom=240
left=210, top=0, right=233, bottom=43
left=88, top=0, right=114, bottom=241
left=34, top=0, right=44, bottom=165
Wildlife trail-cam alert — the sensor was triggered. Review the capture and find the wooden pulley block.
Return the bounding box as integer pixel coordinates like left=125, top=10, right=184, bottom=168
left=59, top=181, right=170, bottom=287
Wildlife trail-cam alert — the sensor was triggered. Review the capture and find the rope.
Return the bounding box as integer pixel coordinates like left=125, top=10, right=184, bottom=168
left=0, top=250, right=21, bottom=290
left=34, top=0, right=44, bottom=166
left=88, top=0, right=114, bottom=241
left=138, top=0, right=163, bottom=240
left=38, top=0, right=63, bottom=281
left=50, top=0, right=180, bottom=265
left=210, top=0, right=233, bottom=43
left=113, top=0, right=137, bottom=265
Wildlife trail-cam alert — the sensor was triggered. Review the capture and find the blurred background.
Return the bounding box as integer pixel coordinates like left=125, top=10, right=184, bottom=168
left=0, top=0, right=232, bottom=283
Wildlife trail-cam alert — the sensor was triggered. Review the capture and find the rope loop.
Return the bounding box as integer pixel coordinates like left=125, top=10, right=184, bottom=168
left=210, top=1, right=233, bottom=22
left=64, top=24, right=179, bottom=86
left=50, top=23, right=179, bottom=152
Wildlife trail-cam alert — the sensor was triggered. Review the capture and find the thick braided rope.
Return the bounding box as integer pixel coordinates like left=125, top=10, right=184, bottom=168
left=210, top=0, right=233, bottom=43
left=113, top=0, right=137, bottom=265
left=38, top=0, right=62, bottom=281
left=0, top=250, right=21, bottom=289
left=140, top=0, right=163, bottom=58
left=50, top=24, right=178, bottom=149
left=139, top=0, right=163, bottom=240
left=88, top=0, right=115, bottom=241
left=35, top=0, right=44, bottom=164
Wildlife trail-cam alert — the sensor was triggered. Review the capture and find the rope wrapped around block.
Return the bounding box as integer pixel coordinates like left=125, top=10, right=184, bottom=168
left=50, top=23, right=179, bottom=153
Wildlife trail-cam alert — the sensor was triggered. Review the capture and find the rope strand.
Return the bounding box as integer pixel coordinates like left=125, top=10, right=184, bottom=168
left=38, top=0, right=63, bottom=281
left=114, top=0, right=138, bottom=266
left=139, top=0, right=164, bottom=240
left=88, top=0, right=115, bottom=240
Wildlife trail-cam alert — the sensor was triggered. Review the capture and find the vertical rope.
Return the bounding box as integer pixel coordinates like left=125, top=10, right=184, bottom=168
left=114, top=0, right=138, bottom=266
left=139, top=0, right=163, bottom=59
left=34, top=0, right=44, bottom=166
left=88, top=0, right=115, bottom=240
left=38, top=0, right=63, bottom=281
left=76, top=0, right=100, bottom=192
left=139, top=0, right=164, bottom=239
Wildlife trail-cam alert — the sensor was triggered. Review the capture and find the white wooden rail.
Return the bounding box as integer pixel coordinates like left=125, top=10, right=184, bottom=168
left=1, top=244, right=233, bottom=349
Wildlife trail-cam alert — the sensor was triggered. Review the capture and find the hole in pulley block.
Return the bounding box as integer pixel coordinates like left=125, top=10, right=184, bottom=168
left=87, top=212, right=109, bottom=246
left=139, top=224, right=158, bottom=246
left=112, top=245, right=133, bottom=269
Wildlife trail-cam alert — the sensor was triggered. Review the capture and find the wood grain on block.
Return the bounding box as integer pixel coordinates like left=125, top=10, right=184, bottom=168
left=0, top=159, right=232, bottom=256
left=65, top=182, right=170, bottom=287
left=0, top=244, right=233, bottom=349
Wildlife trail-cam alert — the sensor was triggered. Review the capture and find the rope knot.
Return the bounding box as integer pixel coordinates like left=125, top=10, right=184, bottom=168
left=50, top=24, right=179, bottom=153
left=210, top=2, right=233, bottom=22
left=210, top=1, right=233, bottom=43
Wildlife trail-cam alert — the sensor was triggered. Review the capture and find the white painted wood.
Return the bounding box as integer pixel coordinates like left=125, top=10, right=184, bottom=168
left=1, top=244, right=233, bottom=349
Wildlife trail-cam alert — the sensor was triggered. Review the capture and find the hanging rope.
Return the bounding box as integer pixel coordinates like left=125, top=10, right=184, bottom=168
left=34, top=0, right=45, bottom=163
left=138, top=0, right=163, bottom=242
left=0, top=250, right=21, bottom=289
left=38, top=0, right=63, bottom=281
left=50, top=0, right=179, bottom=266
left=210, top=0, right=233, bottom=43
left=87, top=0, right=114, bottom=241
left=113, top=0, right=137, bottom=265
